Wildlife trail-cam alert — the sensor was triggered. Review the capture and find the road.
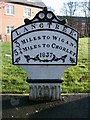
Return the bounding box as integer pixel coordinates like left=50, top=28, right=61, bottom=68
left=1, top=93, right=90, bottom=119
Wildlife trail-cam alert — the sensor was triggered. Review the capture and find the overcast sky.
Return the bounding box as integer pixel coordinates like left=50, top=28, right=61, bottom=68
left=42, top=0, right=89, bottom=16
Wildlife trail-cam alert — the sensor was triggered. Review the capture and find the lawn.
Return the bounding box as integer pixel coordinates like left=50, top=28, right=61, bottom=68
left=0, top=37, right=90, bottom=93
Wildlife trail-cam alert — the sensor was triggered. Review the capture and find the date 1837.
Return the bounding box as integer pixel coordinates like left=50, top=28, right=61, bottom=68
left=39, top=52, right=53, bottom=58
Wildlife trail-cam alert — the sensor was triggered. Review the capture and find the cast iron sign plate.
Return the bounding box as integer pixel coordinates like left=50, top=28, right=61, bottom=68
left=11, top=8, right=79, bottom=65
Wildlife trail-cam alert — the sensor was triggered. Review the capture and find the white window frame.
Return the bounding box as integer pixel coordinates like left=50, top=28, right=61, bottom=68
left=24, top=7, right=31, bottom=17
left=6, top=26, right=14, bottom=35
left=5, top=4, right=14, bottom=15
left=82, top=22, right=85, bottom=30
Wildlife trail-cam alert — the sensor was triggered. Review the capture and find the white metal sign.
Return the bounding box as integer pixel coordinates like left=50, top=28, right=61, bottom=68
left=11, top=9, right=79, bottom=65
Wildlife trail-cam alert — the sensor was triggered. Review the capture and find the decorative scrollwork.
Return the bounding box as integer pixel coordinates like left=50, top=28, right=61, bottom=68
left=24, top=7, right=66, bottom=25
left=24, top=54, right=67, bottom=63
left=70, top=57, right=75, bottom=63
left=15, top=57, right=21, bottom=63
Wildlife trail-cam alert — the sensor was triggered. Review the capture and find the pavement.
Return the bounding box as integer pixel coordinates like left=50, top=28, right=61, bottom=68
left=1, top=93, right=90, bottom=119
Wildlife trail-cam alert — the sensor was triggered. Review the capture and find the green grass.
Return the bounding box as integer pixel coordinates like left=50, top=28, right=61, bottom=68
left=62, top=37, right=90, bottom=93
left=0, top=37, right=90, bottom=93
left=0, top=42, right=28, bottom=93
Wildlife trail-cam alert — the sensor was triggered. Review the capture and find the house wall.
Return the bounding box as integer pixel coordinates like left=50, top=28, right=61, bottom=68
left=57, top=16, right=90, bottom=37
left=0, top=2, right=43, bottom=41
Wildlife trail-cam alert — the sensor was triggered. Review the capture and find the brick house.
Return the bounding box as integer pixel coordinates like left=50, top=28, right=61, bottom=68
left=0, top=0, right=45, bottom=41
left=57, top=16, right=90, bottom=37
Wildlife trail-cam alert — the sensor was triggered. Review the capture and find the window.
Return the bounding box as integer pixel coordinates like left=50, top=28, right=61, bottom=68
left=82, top=22, right=85, bottom=30
left=6, top=4, right=14, bottom=15
left=24, top=7, right=31, bottom=17
left=6, top=26, right=14, bottom=34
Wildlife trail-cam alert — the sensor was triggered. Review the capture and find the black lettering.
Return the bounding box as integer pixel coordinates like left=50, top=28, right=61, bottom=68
left=61, top=39, right=65, bottom=42
left=47, top=36, right=50, bottom=39
left=39, top=23, right=44, bottom=28
left=53, top=36, right=57, bottom=40
left=21, top=39, right=26, bottom=44
left=24, top=27, right=29, bottom=32
left=15, top=30, right=21, bottom=36
left=14, top=41, right=20, bottom=47
left=73, top=52, right=76, bottom=57
left=65, top=41, right=69, bottom=44
left=56, top=45, right=59, bottom=49
left=51, top=43, right=56, bottom=48
left=14, top=49, right=19, bottom=56
left=58, top=37, right=61, bottom=41
left=63, top=47, right=66, bottom=51
left=62, top=26, right=67, bottom=32
left=55, top=23, right=59, bottom=29
left=69, top=29, right=75, bottom=36
left=42, top=36, right=46, bottom=39
left=58, top=46, right=62, bottom=50
left=31, top=24, right=36, bottom=29
left=39, top=52, right=53, bottom=58
left=29, top=38, right=33, bottom=42
left=66, top=49, right=69, bottom=53
left=46, top=44, right=50, bottom=48
left=42, top=44, right=46, bottom=47
left=70, top=42, right=74, bottom=47
left=46, top=52, right=49, bottom=57
left=23, top=46, right=32, bottom=52
left=34, top=45, right=37, bottom=49
left=40, top=52, right=45, bottom=57
left=47, top=22, right=52, bottom=28
left=26, top=39, right=29, bottom=43
left=38, top=36, right=41, bottom=40
left=38, top=44, right=41, bottom=48
left=27, top=46, right=30, bottom=50
left=69, top=50, right=73, bottom=55
left=30, top=46, right=33, bottom=50
left=33, top=37, right=37, bottom=40
left=22, top=47, right=27, bottom=52
left=50, top=53, right=53, bottom=57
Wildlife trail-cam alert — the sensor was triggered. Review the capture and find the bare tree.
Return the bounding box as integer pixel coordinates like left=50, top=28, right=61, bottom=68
left=79, top=1, right=89, bottom=17
left=62, top=1, right=78, bottom=16
left=61, top=1, right=78, bottom=26
left=82, top=0, right=90, bottom=12
left=79, top=1, right=90, bottom=36
left=60, top=0, right=90, bottom=36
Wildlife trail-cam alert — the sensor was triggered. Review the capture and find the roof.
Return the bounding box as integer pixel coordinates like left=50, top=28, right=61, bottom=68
left=2, top=0, right=46, bottom=8
left=57, top=16, right=90, bottom=22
